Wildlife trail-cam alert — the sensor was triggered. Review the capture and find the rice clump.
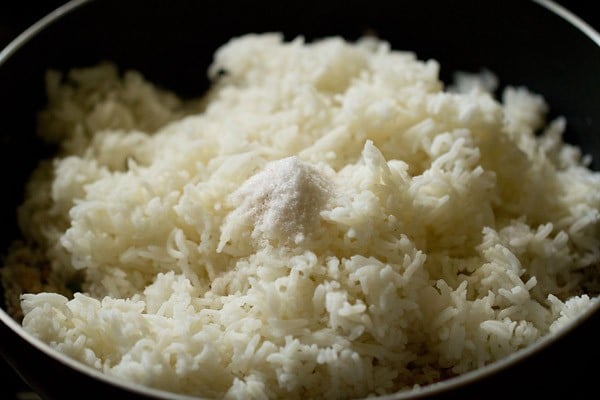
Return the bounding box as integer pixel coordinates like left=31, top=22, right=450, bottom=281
left=2, top=33, right=600, bottom=399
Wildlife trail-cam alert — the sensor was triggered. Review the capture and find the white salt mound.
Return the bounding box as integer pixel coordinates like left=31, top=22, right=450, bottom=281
left=219, top=156, right=331, bottom=249
left=2, top=34, right=600, bottom=399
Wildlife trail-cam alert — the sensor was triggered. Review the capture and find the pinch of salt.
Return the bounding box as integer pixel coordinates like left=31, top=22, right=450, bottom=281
left=218, top=156, right=330, bottom=249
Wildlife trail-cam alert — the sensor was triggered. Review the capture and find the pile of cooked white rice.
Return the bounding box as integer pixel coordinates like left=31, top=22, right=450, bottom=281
left=2, top=33, right=600, bottom=399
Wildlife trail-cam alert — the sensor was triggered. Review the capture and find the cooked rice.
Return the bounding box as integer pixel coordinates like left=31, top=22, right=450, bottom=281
left=2, top=33, right=600, bottom=399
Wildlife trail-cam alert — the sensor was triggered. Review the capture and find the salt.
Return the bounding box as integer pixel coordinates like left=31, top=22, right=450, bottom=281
left=219, top=156, right=330, bottom=249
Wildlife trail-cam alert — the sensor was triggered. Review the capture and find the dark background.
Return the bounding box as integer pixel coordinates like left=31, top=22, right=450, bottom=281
left=1, top=1, right=599, bottom=399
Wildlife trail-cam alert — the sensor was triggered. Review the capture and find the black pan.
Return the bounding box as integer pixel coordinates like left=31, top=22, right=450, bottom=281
left=1, top=0, right=599, bottom=398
